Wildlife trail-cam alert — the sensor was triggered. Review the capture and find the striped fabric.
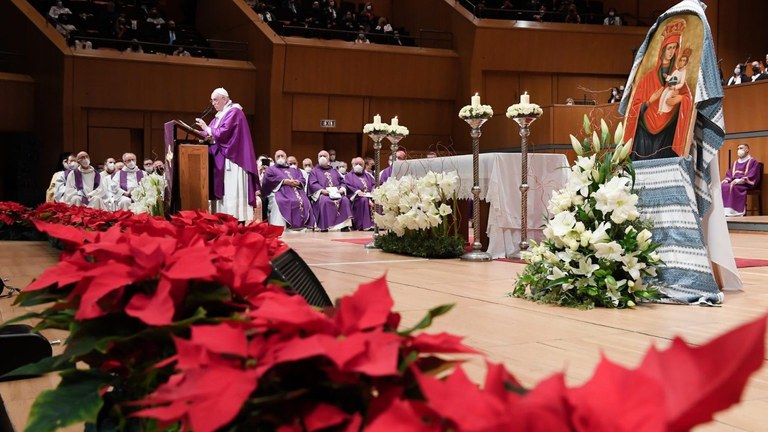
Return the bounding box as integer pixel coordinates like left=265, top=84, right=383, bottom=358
left=634, top=158, right=723, bottom=304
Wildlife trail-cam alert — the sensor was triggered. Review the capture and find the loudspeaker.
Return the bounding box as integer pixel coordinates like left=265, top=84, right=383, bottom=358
left=0, top=325, right=52, bottom=381
left=270, top=248, right=333, bottom=308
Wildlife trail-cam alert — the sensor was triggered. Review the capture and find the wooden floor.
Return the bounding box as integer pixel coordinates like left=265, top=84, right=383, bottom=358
left=2, top=231, right=768, bottom=431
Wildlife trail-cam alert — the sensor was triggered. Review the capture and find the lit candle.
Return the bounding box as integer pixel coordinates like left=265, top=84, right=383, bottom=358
left=373, top=114, right=381, bottom=126
left=471, top=92, right=481, bottom=107
left=391, top=116, right=398, bottom=126
left=521, top=92, right=530, bottom=105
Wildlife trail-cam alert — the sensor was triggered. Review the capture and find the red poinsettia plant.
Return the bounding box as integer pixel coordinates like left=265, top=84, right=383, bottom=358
left=0, top=201, right=43, bottom=240
left=28, top=202, right=137, bottom=232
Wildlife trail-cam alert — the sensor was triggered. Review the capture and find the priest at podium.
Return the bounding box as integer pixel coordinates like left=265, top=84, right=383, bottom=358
left=195, top=87, right=260, bottom=222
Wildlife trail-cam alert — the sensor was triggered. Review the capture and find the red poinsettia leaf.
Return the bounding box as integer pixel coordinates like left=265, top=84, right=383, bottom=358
left=125, top=277, right=177, bottom=326
left=75, top=263, right=136, bottom=320
left=506, top=374, right=572, bottom=432
left=270, top=334, right=337, bottom=365
left=415, top=366, right=507, bottom=431
left=172, top=336, right=211, bottom=370
left=409, top=332, right=479, bottom=355
left=32, top=220, right=97, bottom=246
left=334, top=276, right=394, bottom=334
left=25, top=260, right=81, bottom=291
left=366, top=398, right=438, bottom=432
left=190, top=323, right=248, bottom=358
left=342, top=331, right=401, bottom=376
left=163, top=247, right=218, bottom=281
left=568, top=357, right=665, bottom=432
left=341, top=413, right=363, bottom=432
left=132, top=401, right=190, bottom=422
left=303, top=403, right=349, bottom=431
left=483, top=361, right=525, bottom=403
left=639, top=315, right=767, bottom=431
left=186, top=368, right=259, bottom=432
left=249, top=291, right=331, bottom=331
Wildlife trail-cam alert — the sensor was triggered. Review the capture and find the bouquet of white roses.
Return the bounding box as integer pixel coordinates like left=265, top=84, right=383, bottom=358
left=130, top=174, right=166, bottom=217
left=505, top=103, right=543, bottom=118
left=373, top=171, right=465, bottom=258
left=512, top=116, right=661, bottom=308
left=363, top=122, right=390, bottom=135
left=387, top=124, right=410, bottom=137
left=458, top=104, right=494, bottom=120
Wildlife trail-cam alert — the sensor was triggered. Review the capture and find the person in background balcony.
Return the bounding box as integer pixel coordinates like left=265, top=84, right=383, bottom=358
left=604, top=8, right=622, bottom=26
left=48, top=1, right=72, bottom=20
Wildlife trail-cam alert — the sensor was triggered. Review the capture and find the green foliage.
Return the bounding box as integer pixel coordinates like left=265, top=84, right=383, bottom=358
left=375, top=231, right=465, bottom=258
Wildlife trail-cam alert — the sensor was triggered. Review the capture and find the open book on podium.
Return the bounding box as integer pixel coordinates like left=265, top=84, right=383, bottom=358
left=163, top=120, right=211, bottom=213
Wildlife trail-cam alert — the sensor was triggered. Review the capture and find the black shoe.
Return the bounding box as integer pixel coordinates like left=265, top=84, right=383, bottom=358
left=320, top=229, right=328, bottom=233
left=341, top=227, right=350, bottom=232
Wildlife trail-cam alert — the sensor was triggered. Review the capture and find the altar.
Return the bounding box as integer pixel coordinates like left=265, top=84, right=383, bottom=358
left=393, top=153, right=569, bottom=258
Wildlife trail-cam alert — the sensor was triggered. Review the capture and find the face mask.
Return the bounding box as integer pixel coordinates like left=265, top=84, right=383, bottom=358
left=289, top=163, right=297, bottom=168
left=304, top=167, right=312, bottom=173
left=353, top=164, right=363, bottom=174
left=80, top=159, right=90, bottom=168
left=338, top=167, right=347, bottom=175
left=68, top=161, right=78, bottom=170
left=319, top=156, right=328, bottom=166
left=107, top=162, right=115, bottom=171
left=329, top=155, right=336, bottom=161
left=144, top=165, right=154, bottom=173
left=737, top=149, right=746, bottom=158
left=753, top=67, right=761, bottom=74
left=276, top=157, right=286, bottom=165
left=126, top=161, right=136, bottom=169
left=735, top=69, right=741, bottom=75
left=156, top=167, right=164, bottom=175
left=367, top=5, right=372, bottom=10
left=609, top=12, right=615, bottom=16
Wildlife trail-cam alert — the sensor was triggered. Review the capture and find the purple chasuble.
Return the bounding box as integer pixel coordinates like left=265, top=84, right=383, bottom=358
left=307, top=166, right=353, bottom=230
left=262, top=165, right=315, bottom=228
left=721, top=157, right=761, bottom=214
left=203, top=103, right=261, bottom=206
left=74, top=170, right=101, bottom=205
left=344, top=171, right=375, bottom=230
left=120, top=169, right=144, bottom=192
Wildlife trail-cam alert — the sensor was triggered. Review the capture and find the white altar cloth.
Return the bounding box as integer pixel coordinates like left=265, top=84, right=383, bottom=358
left=392, top=153, right=569, bottom=258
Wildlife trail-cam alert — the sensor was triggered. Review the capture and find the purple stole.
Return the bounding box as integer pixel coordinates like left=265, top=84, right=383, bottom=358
left=73, top=170, right=101, bottom=205
left=119, top=170, right=144, bottom=193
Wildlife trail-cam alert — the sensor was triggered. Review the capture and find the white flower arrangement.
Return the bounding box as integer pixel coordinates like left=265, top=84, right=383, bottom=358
left=372, top=170, right=459, bottom=237
left=363, top=123, right=390, bottom=135
left=512, top=116, right=661, bottom=309
left=458, top=104, right=494, bottom=120
left=505, top=103, right=543, bottom=119
left=387, top=124, right=410, bottom=137
left=130, top=174, right=166, bottom=216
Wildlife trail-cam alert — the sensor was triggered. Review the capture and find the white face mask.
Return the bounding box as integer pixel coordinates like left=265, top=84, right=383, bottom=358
left=289, top=163, right=297, bottom=168
left=145, top=165, right=154, bottom=173
left=68, top=161, right=77, bottom=170
left=338, top=167, right=347, bottom=175
left=353, top=164, right=363, bottom=173
left=107, top=162, right=115, bottom=171
left=737, top=149, right=746, bottom=158
left=318, top=156, right=329, bottom=166
left=276, top=157, right=286, bottom=166
left=80, top=159, right=90, bottom=168
left=304, top=167, right=312, bottom=173
left=126, top=161, right=136, bottom=169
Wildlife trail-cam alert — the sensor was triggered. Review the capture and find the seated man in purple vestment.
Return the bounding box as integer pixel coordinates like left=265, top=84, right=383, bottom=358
left=63, top=151, right=110, bottom=210
left=721, top=143, right=762, bottom=217
left=344, top=157, right=375, bottom=231
left=308, top=150, right=353, bottom=232
left=379, top=150, right=406, bottom=183
left=112, top=152, right=146, bottom=211
left=261, top=150, right=315, bottom=231
left=195, top=87, right=261, bottom=222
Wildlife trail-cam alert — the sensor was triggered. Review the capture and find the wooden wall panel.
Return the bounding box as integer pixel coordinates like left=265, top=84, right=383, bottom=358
left=368, top=98, right=456, bottom=136
left=88, top=110, right=145, bottom=129
left=0, top=73, right=34, bottom=132
left=329, top=96, right=366, bottom=133
left=555, top=75, right=627, bottom=106
left=87, top=127, right=135, bottom=165
left=722, top=81, right=768, bottom=134
left=292, top=95, right=330, bottom=132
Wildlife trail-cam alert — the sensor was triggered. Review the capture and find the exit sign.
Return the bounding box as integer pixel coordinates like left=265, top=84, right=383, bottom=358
left=320, top=119, right=336, bottom=128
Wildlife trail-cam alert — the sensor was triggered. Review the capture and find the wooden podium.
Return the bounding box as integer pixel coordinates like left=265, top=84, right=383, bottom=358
left=163, top=120, right=211, bottom=212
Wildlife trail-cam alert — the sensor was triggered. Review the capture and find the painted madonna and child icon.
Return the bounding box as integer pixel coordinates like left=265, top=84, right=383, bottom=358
left=618, top=0, right=743, bottom=303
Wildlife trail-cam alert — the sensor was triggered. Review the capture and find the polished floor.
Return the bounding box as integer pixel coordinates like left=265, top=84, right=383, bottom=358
left=2, top=231, right=768, bottom=430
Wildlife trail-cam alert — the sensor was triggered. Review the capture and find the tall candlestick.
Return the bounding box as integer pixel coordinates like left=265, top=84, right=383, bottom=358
left=391, top=116, right=398, bottom=126
left=471, top=92, right=481, bottom=107
left=521, top=92, right=530, bottom=104
left=373, top=114, right=381, bottom=126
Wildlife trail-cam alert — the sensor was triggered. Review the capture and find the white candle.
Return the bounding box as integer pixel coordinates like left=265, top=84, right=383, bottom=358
left=471, top=92, right=481, bottom=107
left=521, top=92, right=530, bottom=105
left=391, top=116, right=398, bottom=126
left=373, top=114, right=381, bottom=126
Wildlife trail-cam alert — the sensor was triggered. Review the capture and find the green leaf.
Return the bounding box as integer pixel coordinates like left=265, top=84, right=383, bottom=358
left=25, top=370, right=110, bottom=432
left=398, top=304, right=455, bottom=335
left=1, top=355, right=72, bottom=380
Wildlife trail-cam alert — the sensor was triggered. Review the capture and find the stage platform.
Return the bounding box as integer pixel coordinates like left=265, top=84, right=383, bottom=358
left=727, top=215, right=768, bottom=233
left=2, top=231, right=768, bottom=430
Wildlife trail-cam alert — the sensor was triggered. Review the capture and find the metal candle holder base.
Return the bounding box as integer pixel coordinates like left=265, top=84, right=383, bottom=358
left=506, top=115, right=539, bottom=260
left=460, top=117, right=492, bottom=262
left=365, top=132, right=387, bottom=249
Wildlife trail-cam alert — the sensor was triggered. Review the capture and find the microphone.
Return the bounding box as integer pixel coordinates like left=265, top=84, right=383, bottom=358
left=199, top=105, right=213, bottom=119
